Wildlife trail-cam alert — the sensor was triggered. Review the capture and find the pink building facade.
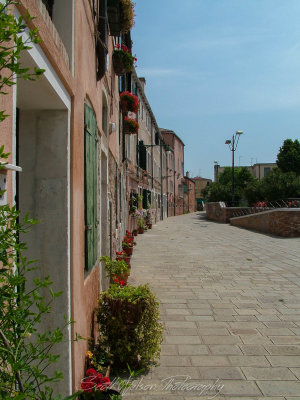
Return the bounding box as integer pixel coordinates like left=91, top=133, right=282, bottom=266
left=160, top=129, right=185, bottom=216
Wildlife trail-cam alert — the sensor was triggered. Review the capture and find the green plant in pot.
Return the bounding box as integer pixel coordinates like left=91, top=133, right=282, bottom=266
left=100, top=256, right=129, bottom=286
left=112, top=44, right=136, bottom=76
left=120, top=91, right=139, bottom=114
left=137, top=194, right=143, bottom=210
left=96, top=284, right=163, bottom=370
left=122, top=235, right=134, bottom=256
left=120, top=0, right=135, bottom=33
left=145, top=210, right=153, bottom=229
left=137, top=217, right=145, bottom=234
left=124, top=117, right=139, bottom=134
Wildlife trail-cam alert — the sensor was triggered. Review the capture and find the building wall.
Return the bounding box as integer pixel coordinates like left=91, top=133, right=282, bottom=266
left=214, top=163, right=277, bottom=182
left=0, top=0, right=187, bottom=396
left=183, top=177, right=196, bottom=213
left=0, top=0, right=121, bottom=395
left=161, top=130, right=185, bottom=216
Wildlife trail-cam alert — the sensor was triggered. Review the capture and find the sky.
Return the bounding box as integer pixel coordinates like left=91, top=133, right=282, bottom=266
left=131, top=0, right=300, bottom=180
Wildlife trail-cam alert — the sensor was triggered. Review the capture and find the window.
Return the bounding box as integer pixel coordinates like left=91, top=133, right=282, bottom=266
left=42, top=0, right=54, bottom=18
left=134, top=135, right=138, bottom=165
left=84, top=104, right=98, bottom=270
left=142, top=189, right=151, bottom=209
left=146, top=152, right=152, bottom=175
left=264, top=167, right=271, bottom=176
left=138, top=140, right=147, bottom=170
left=102, top=91, right=108, bottom=136
left=126, top=134, right=131, bottom=159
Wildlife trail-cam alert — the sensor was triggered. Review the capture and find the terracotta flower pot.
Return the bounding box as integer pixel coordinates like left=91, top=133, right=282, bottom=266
left=138, top=227, right=144, bottom=234
left=123, top=246, right=133, bottom=256
left=124, top=256, right=131, bottom=264
left=132, top=230, right=138, bottom=236
left=147, top=224, right=152, bottom=229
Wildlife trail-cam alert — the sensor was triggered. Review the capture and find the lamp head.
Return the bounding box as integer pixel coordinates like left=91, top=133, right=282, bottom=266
left=225, top=140, right=231, bottom=145
left=236, top=130, right=243, bottom=135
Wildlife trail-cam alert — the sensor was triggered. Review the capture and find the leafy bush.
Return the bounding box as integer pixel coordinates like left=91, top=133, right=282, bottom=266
left=96, top=284, right=163, bottom=370
left=259, top=168, right=300, bottom=201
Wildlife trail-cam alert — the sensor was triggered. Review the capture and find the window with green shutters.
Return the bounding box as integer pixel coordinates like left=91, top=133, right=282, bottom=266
left=84, top=104, right=98, bottom=271
left=138, top=140, right=147, bottom=170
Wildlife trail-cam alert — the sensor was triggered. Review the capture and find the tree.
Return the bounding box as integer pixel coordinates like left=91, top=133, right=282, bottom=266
left=259, top=168, right=300, bottom=201
left=276, top=139, right=300, bottom=175
left=0, top=0, right=44, bottom=121
left=203, top=167, right=257, bottom=204
left=218, top=166, right=256, bottom=190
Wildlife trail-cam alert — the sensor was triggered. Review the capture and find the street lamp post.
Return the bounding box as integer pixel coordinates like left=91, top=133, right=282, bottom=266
left=225, top=130, right=243, bottom=205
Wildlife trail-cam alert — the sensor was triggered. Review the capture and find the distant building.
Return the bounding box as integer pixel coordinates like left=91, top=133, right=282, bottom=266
left=192, top=177, right=212, bottom=210
left=214, top=163, right=277, bottom=182
left=183, top=173, right=196, bottom=213
left=160, top=129, right=185, bottom=216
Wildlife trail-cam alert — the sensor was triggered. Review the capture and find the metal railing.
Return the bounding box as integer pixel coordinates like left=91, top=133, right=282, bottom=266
left=231, top=198, right=300, bottom=218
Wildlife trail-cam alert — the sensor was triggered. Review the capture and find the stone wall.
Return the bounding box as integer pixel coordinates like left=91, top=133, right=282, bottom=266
left=230, top=209, right=300, bottom=237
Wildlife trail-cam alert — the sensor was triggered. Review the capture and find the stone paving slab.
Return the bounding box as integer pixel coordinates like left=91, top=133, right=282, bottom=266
left=127, top=212, right=300, bottom=399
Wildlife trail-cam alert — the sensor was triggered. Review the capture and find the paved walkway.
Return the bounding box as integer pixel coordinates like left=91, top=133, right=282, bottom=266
left=127, top=212, right=300, bottom=400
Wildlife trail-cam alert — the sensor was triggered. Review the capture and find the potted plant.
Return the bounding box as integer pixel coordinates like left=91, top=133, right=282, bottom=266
left=132, top=229, right=138, bottom=237
left=116, top=250, right=131, bottom=267
left=145, top=210, right=152, bottom=229
left=107, top=0, right=135, bottom=36
left=137, top=217, right=145, bottom=234
left=112, top=44, right=137, bottom=76
left=124, top=117, right=139, bottom=134
left=120, top=0, right=135, bottom=33
left=96, top=284, right=163, bottom=370
left=100, top=256, right=129, bottom=286
left=79, top=367, right=121, bottom=399
left=137, top=194, right=143, bottom=210
left=120, top=91, right=139, bottom=114
left=122, top=235, right=134, bottom=256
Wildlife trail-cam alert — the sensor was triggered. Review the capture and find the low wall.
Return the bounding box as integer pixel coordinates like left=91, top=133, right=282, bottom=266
left=205, top=202, right=251, bottom=223
left=230, top=209, right=300, bottom=238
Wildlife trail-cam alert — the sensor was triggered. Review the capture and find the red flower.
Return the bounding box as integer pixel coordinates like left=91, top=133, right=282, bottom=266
left=81, top=379, right=96, bottom=392
left=119, top=280, right=126, bottom=286
left=85, top=368, right=98, bottom=377
left=100, top=377, right=111, bottom=386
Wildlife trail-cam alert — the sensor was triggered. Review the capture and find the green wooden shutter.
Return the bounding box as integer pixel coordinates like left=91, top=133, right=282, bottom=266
left=142, top=189, right=148, bottom=209
left=84, top=104, right=98, bottom=270
left=139, top=141, right=147, bottom=170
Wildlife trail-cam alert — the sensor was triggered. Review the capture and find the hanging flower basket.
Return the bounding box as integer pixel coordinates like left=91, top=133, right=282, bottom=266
left=124, top=117, right=139, bottom=134
left=120, top=91, right=139, bottom=114
left=120, top=0, right=135, bottom=33
left=112, top=44, right=137, bottom=76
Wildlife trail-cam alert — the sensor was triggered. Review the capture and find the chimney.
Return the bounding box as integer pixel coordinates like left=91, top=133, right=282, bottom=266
left=139, top=77, right=146, bottom=93
left=186, top=171, right=189, bottom=178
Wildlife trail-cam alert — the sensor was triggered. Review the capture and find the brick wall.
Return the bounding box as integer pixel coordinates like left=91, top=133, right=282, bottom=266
left=230, top=209, right=300, bottom=238
left=205, top=202, right=251, bottom=223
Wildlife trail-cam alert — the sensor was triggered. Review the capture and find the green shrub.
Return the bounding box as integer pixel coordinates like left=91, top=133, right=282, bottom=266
left=96, top=284, right=163, bottom=370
